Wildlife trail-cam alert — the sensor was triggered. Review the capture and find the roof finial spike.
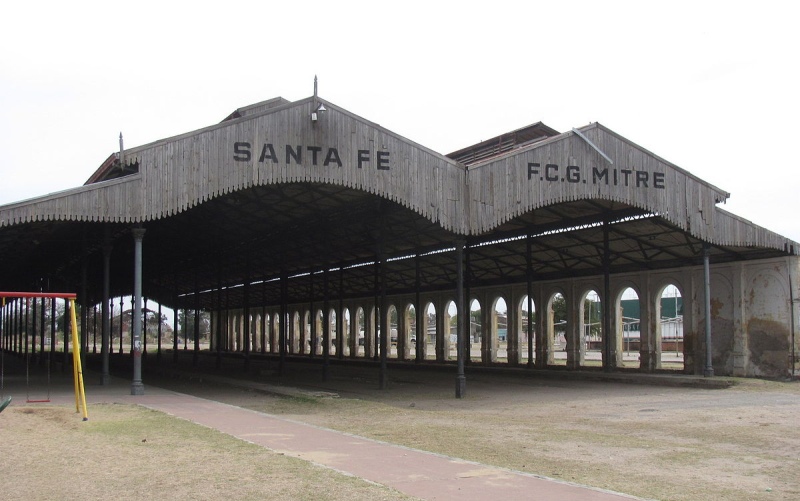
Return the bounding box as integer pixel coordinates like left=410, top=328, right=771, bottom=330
left=314, top=75, right=318, bottom=100
left=119, top=132, right=125, bottom=166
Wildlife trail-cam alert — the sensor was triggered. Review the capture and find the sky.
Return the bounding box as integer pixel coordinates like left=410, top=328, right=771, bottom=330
left=1, top=1, right=799, bottom=243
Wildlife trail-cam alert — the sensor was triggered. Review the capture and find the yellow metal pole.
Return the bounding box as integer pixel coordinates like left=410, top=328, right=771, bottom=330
left=69, top=299, right=89, bottom=420
left=70, top=301, right=80, bottom=411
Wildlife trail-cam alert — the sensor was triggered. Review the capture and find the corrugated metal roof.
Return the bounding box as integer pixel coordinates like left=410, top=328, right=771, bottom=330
left=446, top=122, right=561, bottom=166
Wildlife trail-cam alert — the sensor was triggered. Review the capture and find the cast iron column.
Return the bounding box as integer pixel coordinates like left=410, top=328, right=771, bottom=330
left=172, top=304, right=179, bottom=363
left=193, top=288, right=200, bottom=368
left=279, top=270, right=288, bottom=376
left=157, top=302, right=162, bottom=361
left=50, top=297, right=56, bottom=366
left=526, top=232, right=534, bottom=368
left=379, top=251, right=388, bottom=389
left=703, top=243, right=714, bottom=377
left=415, top=254, right=423, bottom=363
left=602, top=220, right=613, bottom=372
left=242, top=264, right=250, bottom=372
left=101, top=241, right=112, bottom=385
left=39, top=297, right=46, bottom=366
left=373, top=259, right=380, bottom=361
left=81, top=252, right=88, bottom=355
left=338, top=269, right=344, bottom=359
left=455, top=239, right=466, bottom=398
left=118, top=296, right=124, bottom=354
left=131, top=228, right=145, bottom=395
left=310, top=270, right=317, bottom=359
left=464, top=244, right=471, bottom=365
left=215, top=259, right=223, bottom=369
left=322, top=269, right=330, bottom=381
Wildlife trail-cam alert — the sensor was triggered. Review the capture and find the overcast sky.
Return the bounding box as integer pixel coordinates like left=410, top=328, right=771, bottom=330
left=1, top=1, right=798, bottom=242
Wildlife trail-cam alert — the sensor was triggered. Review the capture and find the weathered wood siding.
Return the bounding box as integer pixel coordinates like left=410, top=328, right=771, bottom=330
left=468, top=124, right=722, bottom=233
left=0, top=100, right=796, bottom=255
left=712, top=208, right=797, bottom=251
left=129, top=98, right=468, bottom=232
left=0, top=98, right=468, bottom=232
left=0, top=175, right=143, bottom=225
left=466, top=123, right=793, bottom=251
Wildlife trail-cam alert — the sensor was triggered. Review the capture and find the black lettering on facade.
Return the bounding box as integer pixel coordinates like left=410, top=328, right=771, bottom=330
left=324, top=148, right=343, bottom=167
left=653, top=172, right=665, bottom=189
left=528, top=161, right=667, bottom=191
left=286, top=145, right=302, bottom=164
left=377, top=150, right=390, bottom=170
left=545, top=164, right=559, bottom=181
left=307, top=146, right=322, bottom=165
left=358, top=150, right=370, bottom=169
left=233, top=142, right=387, bottom=170
left=636, top=171, right=649, bottom=187
left=567, top=165, right=580, bottom=183
left=528, top=162, right=540, bottom=180
left=233, top=142, right=251, bottom=162
left=592, top=167, right=608, bottom=184
left=259, top=144, right=278, bottom=163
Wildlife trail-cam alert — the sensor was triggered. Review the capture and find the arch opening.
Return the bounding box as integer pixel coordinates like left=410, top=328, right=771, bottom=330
left=658, top=284, right=684, bottom=371
left=548, top=292, right=568, bottom=366
left=423, top=302, right=436, bottom=360
left=386, top=304, right=398, bottom=359
left=444, top=300, right=456, bottom=361
left=617, top=287, right=641, bottom=368
left=581, top=290, right=603, bottom=368
left=355, top=307, right=365, bottom=357
left=469, top=299, right=482, bottom=363
left=489, top=296, right=507, bottom=363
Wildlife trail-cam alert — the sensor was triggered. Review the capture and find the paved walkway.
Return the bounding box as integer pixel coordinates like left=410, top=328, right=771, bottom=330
left=142, top=396, right=642, bottom=501
left=2, top=365, right=645, bottom=501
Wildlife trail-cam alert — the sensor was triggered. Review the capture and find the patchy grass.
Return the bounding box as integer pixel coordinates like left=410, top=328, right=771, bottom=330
left=0, top=403, right=415, bottom=501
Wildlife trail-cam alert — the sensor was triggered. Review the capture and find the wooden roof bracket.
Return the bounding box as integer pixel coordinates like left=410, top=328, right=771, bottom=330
left=572, top=128, right=614, bottom=164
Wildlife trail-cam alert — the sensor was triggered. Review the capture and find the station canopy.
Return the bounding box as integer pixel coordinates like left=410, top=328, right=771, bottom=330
left=0, top=95, right=796, bottom=309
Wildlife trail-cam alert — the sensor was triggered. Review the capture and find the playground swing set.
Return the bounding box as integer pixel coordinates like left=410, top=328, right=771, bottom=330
left=0, top=292, right=88, bottom=420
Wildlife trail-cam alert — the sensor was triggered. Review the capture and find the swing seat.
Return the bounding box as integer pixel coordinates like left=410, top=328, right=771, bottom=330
left=0, top=396, right=11, bottom=413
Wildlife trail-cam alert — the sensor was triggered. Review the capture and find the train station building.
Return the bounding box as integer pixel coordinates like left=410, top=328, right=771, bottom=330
left=1, top=93, right=798, bottom=394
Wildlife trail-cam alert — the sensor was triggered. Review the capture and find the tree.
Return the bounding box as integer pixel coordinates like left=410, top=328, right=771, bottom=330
left=551, top=294, right=567, bottom=323
left=179, top=309, right=211, bottom=341
left=470, top=309, right=481, bottom=324
left=145, top=311, right=173, bottom=341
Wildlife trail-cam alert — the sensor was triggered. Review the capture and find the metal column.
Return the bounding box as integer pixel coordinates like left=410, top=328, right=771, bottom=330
left=101, top=241, right=112, bottom=385
left=455, top=239, right=466, bottom=398
left=130, top=228, right=145, bottom=395
left=279, top=270, right=288, bottom=377
left=603, top=220, right=613, bottom=373
left=322, top=269, right=330, bottom=381
left=526, top=232, right=534, bottom=368
left=703, top=243, right=714, bottom=377
left=415, top=254, right=423, bottom=363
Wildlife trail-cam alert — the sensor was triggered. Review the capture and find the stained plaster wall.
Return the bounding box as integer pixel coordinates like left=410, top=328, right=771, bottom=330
left=206, top=257, right=799, bottom=379
left=671, top=257, right=795, bottom=378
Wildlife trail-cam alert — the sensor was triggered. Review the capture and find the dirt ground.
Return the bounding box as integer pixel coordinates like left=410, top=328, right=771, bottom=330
left=3, top=354, right=800, bottom=500
left=144, top=359, right=800, bottom=501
